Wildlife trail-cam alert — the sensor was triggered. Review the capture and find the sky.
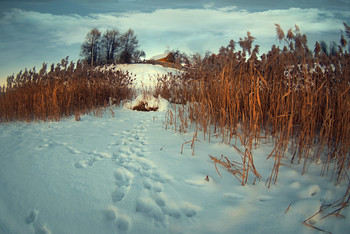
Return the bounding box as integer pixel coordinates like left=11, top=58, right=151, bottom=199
left=0, top=0, right=349, bottom=86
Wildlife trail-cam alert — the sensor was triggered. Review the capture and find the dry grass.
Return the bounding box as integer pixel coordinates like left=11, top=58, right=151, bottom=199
left=181, top=130, right=200, bottom=156
left=159, top=25, right=350, bottom=185
left=0, top=58, right=133, bottom=122
left=132, top=101, right=159, bottom=111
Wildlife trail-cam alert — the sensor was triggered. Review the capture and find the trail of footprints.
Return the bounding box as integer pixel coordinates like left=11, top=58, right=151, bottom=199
left=106, top=119, right=199, bottom=232
left=29, top=116, right=326, bottom=233
left=74, top=118, right=200, bottom=232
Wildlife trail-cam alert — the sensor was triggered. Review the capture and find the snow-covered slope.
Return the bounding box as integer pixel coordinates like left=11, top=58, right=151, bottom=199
left=0, top=65, right=349, bottom=234
left=101, top=64, right=182, bottom=90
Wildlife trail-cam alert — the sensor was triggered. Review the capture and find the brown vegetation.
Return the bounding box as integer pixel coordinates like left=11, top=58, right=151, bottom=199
left=157, top=25, right=350, bottom=185
left=0, top=57, right=133, bottom=122
left=132, top=101, right=159, bottom=111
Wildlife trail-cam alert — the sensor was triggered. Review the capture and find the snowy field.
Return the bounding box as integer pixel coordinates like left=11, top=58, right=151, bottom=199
left=0, top=64, right=349, bottom=234
left=100, top=63, right=182, bottom=91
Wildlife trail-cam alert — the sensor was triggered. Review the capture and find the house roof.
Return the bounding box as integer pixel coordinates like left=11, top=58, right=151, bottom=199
left=149, top=52, right=171, bottom=61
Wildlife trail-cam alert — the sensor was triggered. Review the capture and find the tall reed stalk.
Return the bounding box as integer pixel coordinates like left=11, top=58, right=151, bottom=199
left=0, top=58, right=133, bottom=122
left=159, top=26, right=350, bottom=185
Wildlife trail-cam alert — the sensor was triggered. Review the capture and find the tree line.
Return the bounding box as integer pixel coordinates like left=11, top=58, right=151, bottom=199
left=80, top=28, right=145, bottom=66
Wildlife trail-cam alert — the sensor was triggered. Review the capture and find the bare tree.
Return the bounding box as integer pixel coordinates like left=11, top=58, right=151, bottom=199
left=80, top=28, right=144, bottom=65
left=101, top=29, right=120, bottom=63
left=118, top=29, right=140, bottom=64
left=132, top=50, right=146, bottom=63
left=81, top=28, right=101, bottom=66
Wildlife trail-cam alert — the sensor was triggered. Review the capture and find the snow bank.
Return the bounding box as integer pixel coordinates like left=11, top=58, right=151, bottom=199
left=123, top=94, right=169, bottom=112
left=0, top=103, right=349, bottom=234
left=100, top=63, right=182, bottom=90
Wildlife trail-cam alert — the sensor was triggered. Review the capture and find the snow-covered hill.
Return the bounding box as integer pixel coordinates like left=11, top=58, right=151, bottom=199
left=100, top=63, right=182, bottom=91
left=0, top=65, right=349, bottom=234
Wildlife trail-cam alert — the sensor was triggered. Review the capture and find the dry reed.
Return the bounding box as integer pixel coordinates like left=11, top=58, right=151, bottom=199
left=159, top=25, right=350, bottom=185
left=0, top=58, right=133, bottom=122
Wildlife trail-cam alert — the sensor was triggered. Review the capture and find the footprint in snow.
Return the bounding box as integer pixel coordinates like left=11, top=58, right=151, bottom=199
left=103, top=206, right=131, bottom=233
left=179, top=202, right=201, bottom=218
left=25, top=210, right=52, bottom=234
left=136, top=196, right=165, bottom=224
left=74, top=150, right=112, bottom=169
left=107, top=118, right=201, bottom=229
left=299, top=184, right=320, bottom=198
left=111, top=167, right=134, bottom=203
left=25, top=210, right=39, bottom=224
left=115, top=214, right=131, bottom=232
left=104, top=206, right=118, bottom=221
left=112, top=188, right=126, bottom=203
left=143, top=178, right=163, bottom=193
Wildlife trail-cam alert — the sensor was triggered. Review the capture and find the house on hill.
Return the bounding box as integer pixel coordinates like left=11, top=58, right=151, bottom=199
left=149, top=52, right=176, bottom=64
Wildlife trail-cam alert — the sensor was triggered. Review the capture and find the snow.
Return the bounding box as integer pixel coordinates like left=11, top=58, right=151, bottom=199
left=100, top=63, right=181, bottom=91
left=149, top=53, right=170, bottom=61
left=123, top=94, right=170, bottom=112
left=0, top=64, right=349, bottom=234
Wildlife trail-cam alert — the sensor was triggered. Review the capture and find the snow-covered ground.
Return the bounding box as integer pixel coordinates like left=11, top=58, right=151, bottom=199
left=100, top=63, right=182, bottom=91
left=0, top=64, right=349, bottom=234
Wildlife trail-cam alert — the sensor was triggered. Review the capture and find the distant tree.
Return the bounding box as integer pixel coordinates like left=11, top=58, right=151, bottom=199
left=118, top=29, right=142, bottom=64
left=190, top=53, right=202, bottom=68
left=101, top=29, right=120, bottom=63
left=132, top=50, right=146, bottom=63
left=168, top=49, right=190, bottom=66
left=80, top=28, right=101, bottom=66
left=80, top=28, right=145, bottom=65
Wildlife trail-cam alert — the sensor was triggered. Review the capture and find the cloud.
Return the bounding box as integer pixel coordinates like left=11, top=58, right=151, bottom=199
left=0, top=6, right=349, bottom=84
left=110, top=7, right=347, bottom=53
left=1, top=6, right=347, bottom=52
